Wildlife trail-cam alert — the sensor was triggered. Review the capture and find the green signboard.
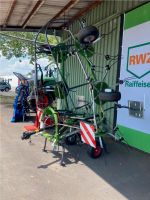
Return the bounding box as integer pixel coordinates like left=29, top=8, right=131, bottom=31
left=117, top=2, right=150, bottom=153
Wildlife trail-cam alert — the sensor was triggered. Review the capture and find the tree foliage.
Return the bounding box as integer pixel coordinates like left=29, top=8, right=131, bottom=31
left=0, top=32, right=58, bottom=63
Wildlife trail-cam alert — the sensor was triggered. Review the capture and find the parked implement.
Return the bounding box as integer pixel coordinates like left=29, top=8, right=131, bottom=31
left=21, top=18, right=122, bottom=165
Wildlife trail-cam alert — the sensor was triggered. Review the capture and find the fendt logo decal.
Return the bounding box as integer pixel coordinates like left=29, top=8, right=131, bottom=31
left=127, top=42, right=150, bottom=79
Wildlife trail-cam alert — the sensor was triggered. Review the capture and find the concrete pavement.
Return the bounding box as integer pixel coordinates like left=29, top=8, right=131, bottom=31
left=0, top=103, right=150, bottom=200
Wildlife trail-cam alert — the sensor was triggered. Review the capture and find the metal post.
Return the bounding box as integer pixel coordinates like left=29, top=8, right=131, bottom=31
left=43, top=138, right=48, bottom=152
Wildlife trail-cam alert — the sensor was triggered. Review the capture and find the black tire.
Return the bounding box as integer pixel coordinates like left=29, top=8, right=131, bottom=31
left=38, top=44, right=53, bottom=54
left=94, top=82, right=109, bottom=105
left=65, top=134, right=77, bottom=145
left=99, top=91, right=121, bottom=102
left=90, top=141, right=103, bottom=159
left=77, top=26, right=99, bottom=44
left=5, top=87, right=9, bottom=92
left=1, top=89, right=4, bottom=92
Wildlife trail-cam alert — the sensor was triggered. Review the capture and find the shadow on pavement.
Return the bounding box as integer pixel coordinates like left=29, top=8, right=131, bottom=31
left=36, top=135, right=150, bottom=200
left=1, top=103, right=150, bottom=200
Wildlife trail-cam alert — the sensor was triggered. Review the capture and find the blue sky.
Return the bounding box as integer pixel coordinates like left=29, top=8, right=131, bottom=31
left=0, top=53, right=49, bottom=76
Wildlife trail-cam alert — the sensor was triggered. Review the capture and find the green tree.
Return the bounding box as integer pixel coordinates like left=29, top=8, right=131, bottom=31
left=0, top=32, right=58, bottom=63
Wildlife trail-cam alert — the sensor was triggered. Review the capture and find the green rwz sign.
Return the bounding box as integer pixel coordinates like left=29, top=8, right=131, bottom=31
left=117, top=2, right=150, bottom=153
left=126, top=42, right=150, bottom=79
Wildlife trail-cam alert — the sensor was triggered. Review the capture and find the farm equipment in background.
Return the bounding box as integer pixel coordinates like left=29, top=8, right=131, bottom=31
left=11, top=72, right=30, bottom=122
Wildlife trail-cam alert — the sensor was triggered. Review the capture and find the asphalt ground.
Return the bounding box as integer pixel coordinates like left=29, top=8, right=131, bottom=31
left=0, top=101, right=150, bottom=200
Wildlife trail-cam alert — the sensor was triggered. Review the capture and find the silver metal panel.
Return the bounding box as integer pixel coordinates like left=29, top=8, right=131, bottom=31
left=62, top=0, right=148, bottom=128
left=128, top=100, right=144, bottom=118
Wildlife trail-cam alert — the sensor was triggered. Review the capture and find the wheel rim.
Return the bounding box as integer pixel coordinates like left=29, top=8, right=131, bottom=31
left=94, top=146, right=102, bottom=157
left=84, top=35, right=96, bottom=43
left=41, top=107, right=59, bottom=143
left=44, top=116, right=54, bottom=126
left=67, top=135, right=76, bottom=143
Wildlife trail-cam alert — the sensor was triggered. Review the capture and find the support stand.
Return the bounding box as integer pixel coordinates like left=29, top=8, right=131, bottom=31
left=43, top=138, right=48, bottom=152
left=60, top=145, right=66, bottom=166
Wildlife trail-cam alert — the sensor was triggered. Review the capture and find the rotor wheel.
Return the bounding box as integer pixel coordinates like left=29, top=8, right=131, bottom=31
left=77, top=26, right=99, bottom=44
left=41, top=107, right=59, bottom=142
left=99, top=91, right=121, bottom=102
left=94, top=82, right=109, bottom=105
left=65, top=134, right=77, bottom=145
left=89, top=140, right=103, bottom=159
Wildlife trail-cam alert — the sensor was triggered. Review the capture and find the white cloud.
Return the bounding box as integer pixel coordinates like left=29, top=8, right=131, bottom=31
left=37, top=57, right=50, bottom=67
left=10, top=59, right=34, bottom=73
left=0, top=55, right=50, bottom=76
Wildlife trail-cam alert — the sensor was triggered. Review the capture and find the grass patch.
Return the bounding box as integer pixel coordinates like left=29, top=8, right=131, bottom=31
left=0, top=95, right=15, bottom=105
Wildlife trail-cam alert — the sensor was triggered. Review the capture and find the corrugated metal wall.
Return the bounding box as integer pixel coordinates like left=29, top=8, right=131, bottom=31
left=62, top=0, right=148, bottom=129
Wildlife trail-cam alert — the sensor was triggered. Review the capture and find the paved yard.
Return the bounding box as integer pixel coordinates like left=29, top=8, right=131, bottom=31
left=0, top=103, right=150, bottom=200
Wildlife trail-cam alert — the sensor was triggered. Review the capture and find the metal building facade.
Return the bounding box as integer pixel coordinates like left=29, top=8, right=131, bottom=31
left=62, top=0, right=147, bottom=129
